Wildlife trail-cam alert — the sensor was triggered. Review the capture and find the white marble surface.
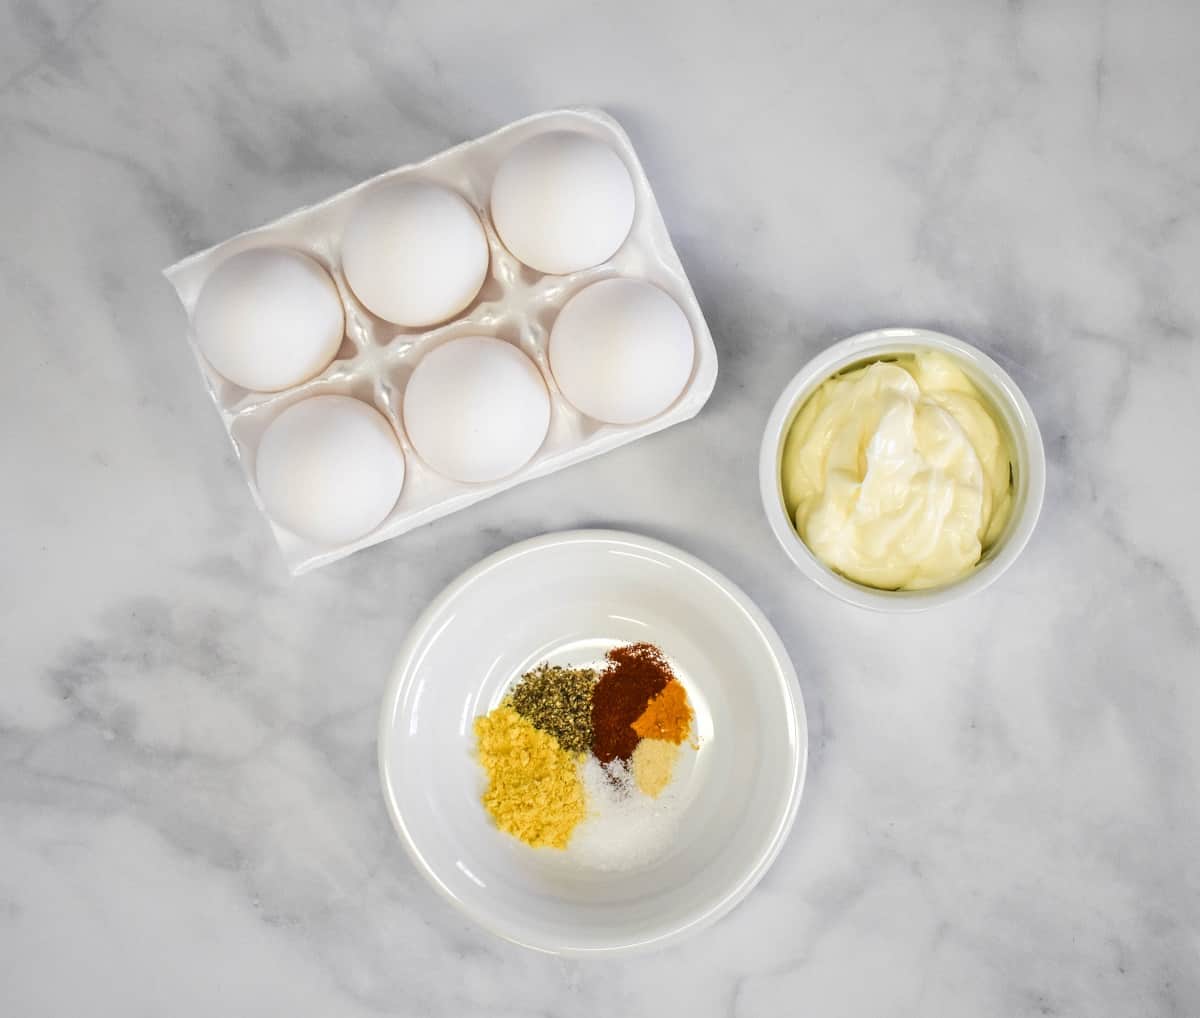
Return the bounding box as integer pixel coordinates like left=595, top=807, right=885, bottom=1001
left=3, top=0, right=1198, bottom=1013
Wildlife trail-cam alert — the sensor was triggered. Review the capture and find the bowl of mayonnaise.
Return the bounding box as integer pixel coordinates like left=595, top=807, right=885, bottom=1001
left=759, top=327, right=1046, bottom=611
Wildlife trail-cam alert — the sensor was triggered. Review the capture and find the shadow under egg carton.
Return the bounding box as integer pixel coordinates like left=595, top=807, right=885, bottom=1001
left=164, top=107, right=717, bottom=574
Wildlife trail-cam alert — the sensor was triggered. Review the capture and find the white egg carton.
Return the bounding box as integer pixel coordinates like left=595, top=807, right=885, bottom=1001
left=164, top=107, right=717, bottom=574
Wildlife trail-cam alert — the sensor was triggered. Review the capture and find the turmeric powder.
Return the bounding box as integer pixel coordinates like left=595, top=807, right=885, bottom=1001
left=631, top=679, right=692, bottom=744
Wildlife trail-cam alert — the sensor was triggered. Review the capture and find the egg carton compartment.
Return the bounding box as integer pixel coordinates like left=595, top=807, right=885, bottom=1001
left=165, top=108, right=718, bottom=574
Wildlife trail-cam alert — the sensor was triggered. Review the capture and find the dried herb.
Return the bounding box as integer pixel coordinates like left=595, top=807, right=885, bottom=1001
left=508, top=663, right=598, bottom=755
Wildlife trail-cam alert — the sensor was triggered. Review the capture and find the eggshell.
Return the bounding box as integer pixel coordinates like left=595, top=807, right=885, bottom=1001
left=403, top=337, right=550, bottom=483
left=490, top=131, right=635, bottom=275
left=165, top=108, right=720, bottom=576
left=192, top=248, right=344, bottom=392
left=341, top=180, right=489, bottom=327
left=256, top=395, right=406, bottom=545
left=549, top=278, right=695, bottom=425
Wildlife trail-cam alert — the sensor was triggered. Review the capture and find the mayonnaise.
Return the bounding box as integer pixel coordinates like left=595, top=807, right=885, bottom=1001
left=780, top=352, right=1013, bottom=590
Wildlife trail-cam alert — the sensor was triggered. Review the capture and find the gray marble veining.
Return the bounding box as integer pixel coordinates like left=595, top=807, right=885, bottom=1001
left=2, top=0, right=1198, bottom=1014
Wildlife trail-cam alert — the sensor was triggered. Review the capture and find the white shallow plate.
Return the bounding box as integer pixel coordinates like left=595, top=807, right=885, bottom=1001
left=378, top=529, right=808, bottom=956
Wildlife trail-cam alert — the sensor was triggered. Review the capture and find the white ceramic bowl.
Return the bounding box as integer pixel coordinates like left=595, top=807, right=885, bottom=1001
left=759, top=328, right=1046, bottom=612
left=378, top=530, right=807, bottom=956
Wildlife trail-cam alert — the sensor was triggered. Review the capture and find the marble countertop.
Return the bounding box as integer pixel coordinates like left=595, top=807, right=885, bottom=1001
left=3, top=0, right=1198, bottom=1014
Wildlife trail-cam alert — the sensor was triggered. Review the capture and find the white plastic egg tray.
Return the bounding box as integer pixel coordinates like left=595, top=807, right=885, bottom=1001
left=165, top=107, right=717, bottom=574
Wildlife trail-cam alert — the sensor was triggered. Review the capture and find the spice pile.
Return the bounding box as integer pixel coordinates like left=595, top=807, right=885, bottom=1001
left=472, top=642, right=696, bottom=865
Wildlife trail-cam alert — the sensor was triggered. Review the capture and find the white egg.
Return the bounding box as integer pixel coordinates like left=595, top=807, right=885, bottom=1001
left=549, top=278, right=695, bottom=425
left=490, top=131, right=635, bottom=275
left=403, top=337, right=550, bottom=483
left=192, top=248, right=344, bottom=392
left=341, top=180, right=489, bottom=327
left=255, top=395, right=406, bottom=546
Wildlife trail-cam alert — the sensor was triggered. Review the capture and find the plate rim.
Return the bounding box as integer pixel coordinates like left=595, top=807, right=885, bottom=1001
left=377, top=527, right=809, bottom=956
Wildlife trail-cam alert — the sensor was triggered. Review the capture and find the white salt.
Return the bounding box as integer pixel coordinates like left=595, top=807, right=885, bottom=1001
left=567, top=756, right=683, bottom=871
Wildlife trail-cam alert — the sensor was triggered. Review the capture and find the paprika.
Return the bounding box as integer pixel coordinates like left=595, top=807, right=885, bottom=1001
left=590, top=642, right=675, bottom=763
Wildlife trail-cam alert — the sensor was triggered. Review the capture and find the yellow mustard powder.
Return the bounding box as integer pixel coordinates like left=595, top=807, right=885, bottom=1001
left=473, top=706, right=586, bottom=849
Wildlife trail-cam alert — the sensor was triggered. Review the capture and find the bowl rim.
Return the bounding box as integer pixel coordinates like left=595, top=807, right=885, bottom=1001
left=758, top=327, right=1047, bottom=613
left=377, top=528, right=809, bottom=956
